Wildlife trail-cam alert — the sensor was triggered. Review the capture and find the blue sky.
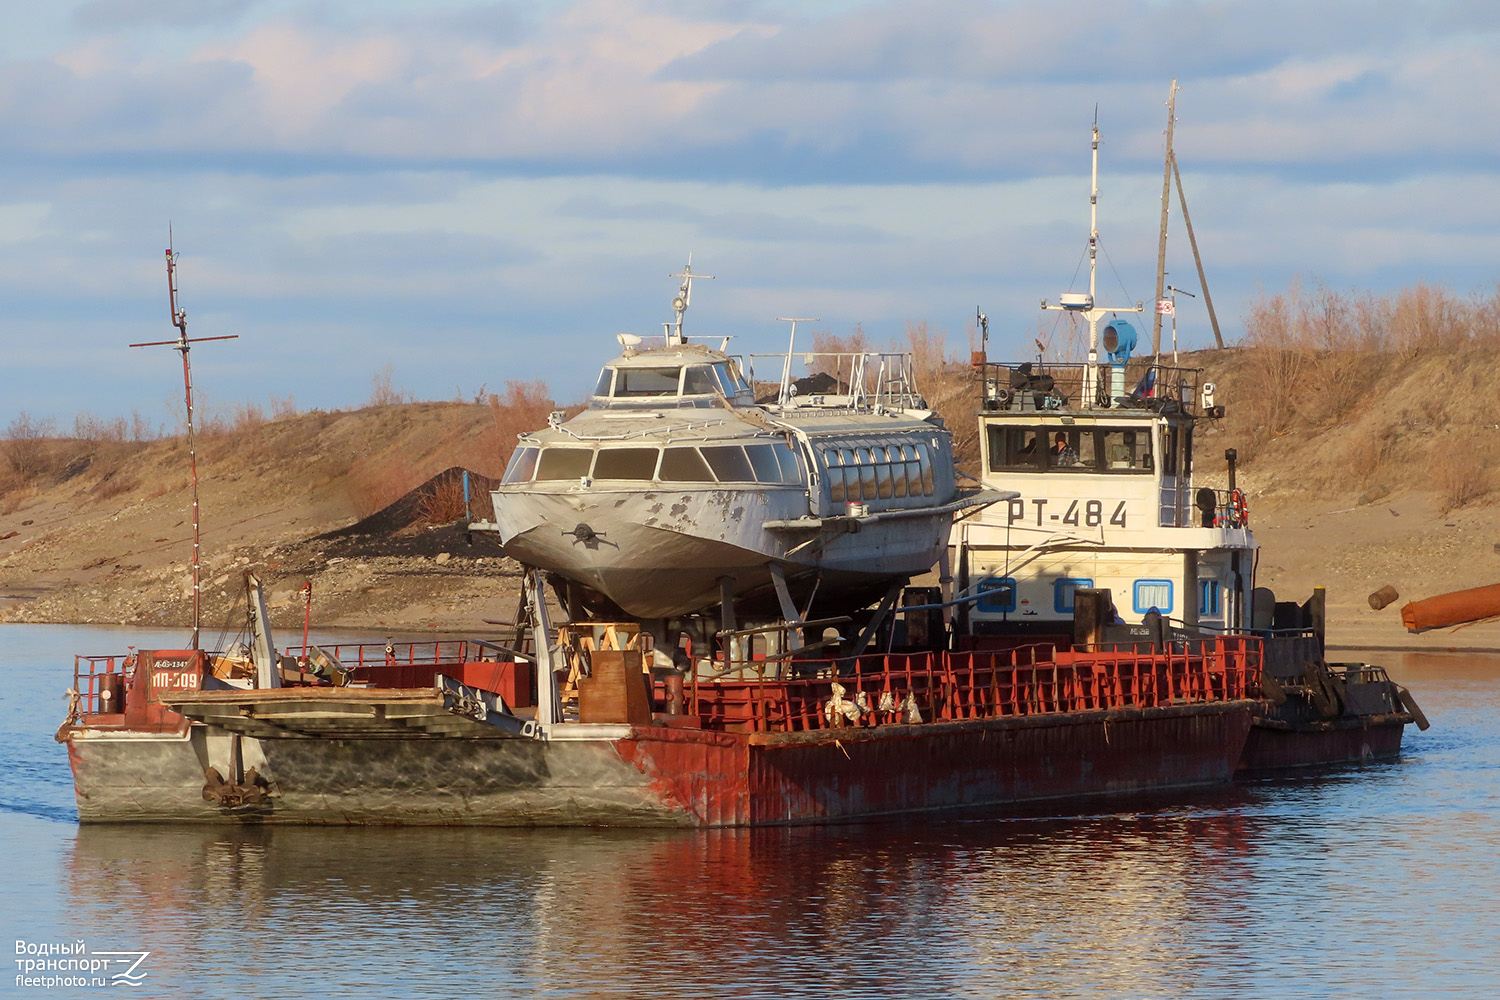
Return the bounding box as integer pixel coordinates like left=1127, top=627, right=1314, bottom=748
left=3, top=0, right=1498, bottom=427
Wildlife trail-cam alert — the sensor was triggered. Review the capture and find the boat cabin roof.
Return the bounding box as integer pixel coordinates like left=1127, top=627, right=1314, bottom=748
left=592, top=344, right=754, bottom=408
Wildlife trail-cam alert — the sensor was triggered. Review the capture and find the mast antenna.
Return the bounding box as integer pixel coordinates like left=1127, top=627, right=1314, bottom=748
left=665, top=255, right=714, bottom=345
left=1040, top=113, right=1142, bottom=407
left=1152, top=79, right=1179, bottom=358
left=129, top=232, right=238, bottom=650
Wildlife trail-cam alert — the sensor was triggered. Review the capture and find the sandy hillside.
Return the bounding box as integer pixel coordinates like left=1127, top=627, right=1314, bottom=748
left=4, top=345, right=1500, bottom=650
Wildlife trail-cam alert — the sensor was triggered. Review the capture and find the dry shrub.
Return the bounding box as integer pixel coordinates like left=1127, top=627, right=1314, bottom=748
left=270, top=394, right=297, bottom=419
left=232, top=402, right=265, bottom=432
left=369, top=365, right=413, bottom=407
left=1431, top=441, right=1492, bottom=514
left=481, top=380, right=555, bottom=473
left=73, top=412, right=127, bottom=444
left=93, top=470, right=137, bottom=502
left=4, top=412, right=57, bottom=480
left=348, top=454, right=421, bottom=518
left=415, top=478, right=469, bottom=525
left=1390, top=282, right=1474, bottom=358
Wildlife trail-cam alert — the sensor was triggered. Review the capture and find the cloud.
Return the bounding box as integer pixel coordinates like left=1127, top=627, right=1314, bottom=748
left=74, top=0, right=261, bottom=31
left=2, top=0, right=1495, bottom=186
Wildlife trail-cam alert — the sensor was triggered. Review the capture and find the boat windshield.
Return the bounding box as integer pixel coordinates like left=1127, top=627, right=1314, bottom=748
left=988, top=425, right=1154, bottom=473
left=613, top=367, right=681, bottom=397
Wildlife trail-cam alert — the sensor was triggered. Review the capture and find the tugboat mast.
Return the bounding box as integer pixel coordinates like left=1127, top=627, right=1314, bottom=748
left=1041, top=112, right=1142, bottom=405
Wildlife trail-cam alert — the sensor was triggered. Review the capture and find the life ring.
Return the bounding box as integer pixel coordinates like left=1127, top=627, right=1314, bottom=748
left=1230, top=488, right=1248, bottom=526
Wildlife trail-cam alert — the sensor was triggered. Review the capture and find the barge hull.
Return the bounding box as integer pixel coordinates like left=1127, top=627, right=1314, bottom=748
left=1238, top=713, right=1409, bottom=773
left=68, top=702, right=1254, bottom=827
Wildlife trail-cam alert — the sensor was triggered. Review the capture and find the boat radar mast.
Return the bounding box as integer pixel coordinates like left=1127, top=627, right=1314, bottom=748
left=1040, top=113, right=1143, bottom=406
left=663, top=256, right=714, bottom=345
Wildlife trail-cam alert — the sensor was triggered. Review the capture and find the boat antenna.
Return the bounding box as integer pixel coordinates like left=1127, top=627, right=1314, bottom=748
left=1152, top=79, right=1179, bottom=358
left=1040, top=112, right=1142, bottom=406
left=775, top=317, right=819, bottom=411
left=129, top=230, right=238, bottom=650
left=665, top=255, right=714, bottom=345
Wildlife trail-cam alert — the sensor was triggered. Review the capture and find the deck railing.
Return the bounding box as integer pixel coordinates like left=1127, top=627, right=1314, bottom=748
left=976, top=359, right=1202, bottom=415
left=682, top=635, right=1261, bottom=734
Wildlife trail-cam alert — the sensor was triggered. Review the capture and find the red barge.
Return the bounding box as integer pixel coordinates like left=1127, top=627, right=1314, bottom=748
left=60, top=591, right=1264, bottom=826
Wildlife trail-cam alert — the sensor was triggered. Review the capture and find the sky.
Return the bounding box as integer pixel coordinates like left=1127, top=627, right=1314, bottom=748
left=2, top=0, right=1498, bottom=429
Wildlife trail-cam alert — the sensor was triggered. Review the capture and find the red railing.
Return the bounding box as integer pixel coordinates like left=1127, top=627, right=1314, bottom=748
left=683, top=636, right=1261, bottom=734
left=72, top=653, right=136, bottom=716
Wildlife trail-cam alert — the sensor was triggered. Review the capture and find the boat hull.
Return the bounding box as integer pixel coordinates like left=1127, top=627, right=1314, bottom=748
left=496, top=486, right=950, bottom=618
left=66, top=702, right=1255, bottom=827
left=1237, top=713, right=1408, bottom=773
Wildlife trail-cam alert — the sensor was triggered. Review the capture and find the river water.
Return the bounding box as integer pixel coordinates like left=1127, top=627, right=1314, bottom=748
left=2, top=623, right=1496, bottom=999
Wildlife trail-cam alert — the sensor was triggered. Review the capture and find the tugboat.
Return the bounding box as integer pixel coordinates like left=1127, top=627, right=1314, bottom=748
left=955, top=117, right=1423, bottom=769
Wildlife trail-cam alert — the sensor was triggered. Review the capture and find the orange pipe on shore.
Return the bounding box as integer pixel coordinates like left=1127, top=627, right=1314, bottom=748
left=1401, top=583, right=1500, bottom=632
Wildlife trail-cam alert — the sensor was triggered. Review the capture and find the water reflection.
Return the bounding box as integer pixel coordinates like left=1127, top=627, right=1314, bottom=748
left=66, top=801, right=1285, bottom=999
left=12, top=631, right=1500, bottom=998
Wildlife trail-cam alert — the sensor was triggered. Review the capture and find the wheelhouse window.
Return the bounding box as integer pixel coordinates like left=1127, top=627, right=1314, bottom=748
left=1100, top=429, right=1151, bottom=471
left=988, top=425, right=1153, bottom=474
left=593, top=447, right=658, bottom=480
left=592, top=369, right=614, bottom=397
left=714, top=363, right=749, bottom=396
left=682, top=365, right=719, bottom=395
left=614, top=367, right=681, bottom=397
left=502, top=445, right=539, bottom=484
left=988, top=427, right=1043, bottom=471
left=535, top=447, right=593, bottom=481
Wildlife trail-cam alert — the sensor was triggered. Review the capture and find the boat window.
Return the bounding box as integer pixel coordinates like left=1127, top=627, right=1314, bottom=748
left=1053, top=577, right=1093, bottom=614
left=976, top=577, right=1017, bottom=613
left=823, top=448, right=846, bottom=502
left=535, top=447, right=594, bottom=481
left=593, top=369, right=614, bottom=397
left=839, top=448, right=860, bottom=501
left=772, top=442, right=804, bottom=485
left=987, top=426, right=1043, bottom=471
left=745, top=444, right=783, bottom=483
left=858, top=451, right=877, bottom=499
left=904, top=445, right=921, bottom=497
left=891, top=447, right=909, bottom=498
left=714, top=363, right=749, bottom=396
left=1163, top=427, right=1179, bottom=478
left=502, top=445, right=539, bottom=484
left=918, top=444, right=935, bottom=495
left=874, top=449, right=894, bottom=498
left=593, top=447, right=659, bottom=480
left=682, top=365, right=719, bottom=395
left=660, top=447, right=715, bottom=482
left=614, top=367, right=682, bottom=397
left=1047, top=430, right=1082, bottom=469
left=1198, top=578, right=1221, bottom=616
left=702, top=445, right=755, bottom=482
left=1183, top=427, right=1194, bottom=475
left=1133, top=579, right=1174, bottom=615
left=1099, top=428, right=1151, bottom=472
